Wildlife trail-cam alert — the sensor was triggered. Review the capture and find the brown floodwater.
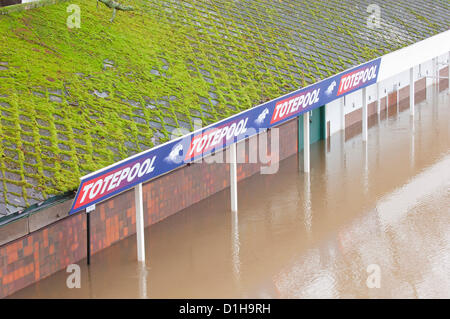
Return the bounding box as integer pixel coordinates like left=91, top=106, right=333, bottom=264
left=9, top=86, right=450, bottom=298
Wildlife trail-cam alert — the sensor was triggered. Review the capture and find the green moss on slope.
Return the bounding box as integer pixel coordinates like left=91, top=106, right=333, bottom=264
left=0, top=0, right=448, bottom=213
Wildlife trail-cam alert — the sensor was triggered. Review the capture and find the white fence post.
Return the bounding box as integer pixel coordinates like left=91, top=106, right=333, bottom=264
left=303, top=112, right=310, bottom=172
left=433, top=57, right=437, bottom=86
left=135, top=183, right=145, bottom=262
left=410, top=67, right=415, bottom=117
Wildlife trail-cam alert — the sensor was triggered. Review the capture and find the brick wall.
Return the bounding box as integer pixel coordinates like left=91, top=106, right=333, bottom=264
left=0, top=119, right=297, bottom=298
left=0, top=213, right=86, bottom=297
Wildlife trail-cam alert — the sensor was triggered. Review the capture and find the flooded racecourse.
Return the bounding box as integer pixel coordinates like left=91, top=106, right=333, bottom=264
left=10, top=86, right=450, bottom=298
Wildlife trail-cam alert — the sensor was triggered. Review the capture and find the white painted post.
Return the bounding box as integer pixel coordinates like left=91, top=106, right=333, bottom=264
left=231, top=209, right=240, bottom=282
left=448, top=52, right=450, bottom=86
left=410, top=117, right=415, bottom=169
left=230, top=143, right=238, bottom=212
left=432, top=57, right=437, bottom=86
left=303, top=112, right=310, bottom=173
left=362, top=87, right=368, bottom=142
left=436, top=57, right=439, bottom=85
left=138, top=261, right=148, bottom=298
left=340, top=97, right=345, bottom=131
left=410, top=67, right=415, bottom=117
left=363, top=140, right=369, bottom=194
left=135, top=183, right=145, bottom=262
left=376, top=82, right=380, bottom=115
left=324, top=105, right=328, bottom=141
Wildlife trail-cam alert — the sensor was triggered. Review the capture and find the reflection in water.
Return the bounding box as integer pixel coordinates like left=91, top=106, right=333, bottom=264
left=303, top=174, right=312, bottom=236
left=138, top=262, right=148, bottom=299
left=377, top=154, right=450, bottom=226
left=231, top=210, right=241, bottom=293
left=87, top=266, right=93, bottom=299
left=363, top=141, right=369, bottom=194
left=410, top=117, right=415, bottom=169
left=9, top=88, right=450, bottom=299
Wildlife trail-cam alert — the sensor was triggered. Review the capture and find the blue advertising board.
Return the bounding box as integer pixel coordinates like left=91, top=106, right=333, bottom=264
left=70, top=57, right=381, bottom=214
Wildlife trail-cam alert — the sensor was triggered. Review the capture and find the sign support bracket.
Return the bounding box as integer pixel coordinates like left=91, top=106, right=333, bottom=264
left=362, top=87, right=368, bottom=142
left=86, top=211, right=90, bottom=265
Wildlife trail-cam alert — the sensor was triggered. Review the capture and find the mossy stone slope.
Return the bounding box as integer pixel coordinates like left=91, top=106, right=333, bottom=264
left=0, top=0, right=448, bottom=214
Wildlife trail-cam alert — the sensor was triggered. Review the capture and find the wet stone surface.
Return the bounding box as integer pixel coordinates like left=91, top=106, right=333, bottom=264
left=103, top=59, right=115, bottom=70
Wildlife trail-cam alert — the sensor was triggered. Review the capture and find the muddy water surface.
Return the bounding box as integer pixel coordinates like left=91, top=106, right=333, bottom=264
left=10, top=87, right=450, bottom=298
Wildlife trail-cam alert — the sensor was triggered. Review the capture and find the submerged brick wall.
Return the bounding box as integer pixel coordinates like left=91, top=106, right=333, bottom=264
left=0, top=119, right=297, bottom=298
left=0, top=213, right=86, bottom=297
